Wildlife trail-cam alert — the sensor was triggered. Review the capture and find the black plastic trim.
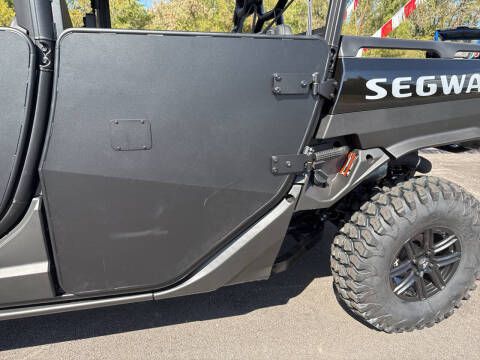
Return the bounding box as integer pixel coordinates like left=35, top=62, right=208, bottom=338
left=340, top=35, right=480, bottom=59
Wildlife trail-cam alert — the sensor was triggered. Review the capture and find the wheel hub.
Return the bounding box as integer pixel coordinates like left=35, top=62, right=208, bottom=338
left=390, top=228, right=461, bottom=301
left=415, top=257, right=430, bottom=274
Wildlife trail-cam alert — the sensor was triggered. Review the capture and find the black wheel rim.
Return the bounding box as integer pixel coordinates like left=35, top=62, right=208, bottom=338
left=390, top=228, right=461, bottom=301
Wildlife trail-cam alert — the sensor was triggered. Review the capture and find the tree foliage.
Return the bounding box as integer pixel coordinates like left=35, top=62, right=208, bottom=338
left=65, top=0, right=480, bottom=39
left=148, top=0, right=234, bottom=32
left=68, top=0, right=91, bottom=27
left=409, top=0, right=480, bottom=40
left=147, top=0, right=328, bottom=33
left=0, top=0, right=14, bottom=27
left=4, top=0, right=480, bottom=58
left=342, top=0, right=480, bottom=57
left=110, top=0, right=151, bottom=29
left=68, top=0, right=150, bottom=28
left=343, top=0, right=480, bottom=40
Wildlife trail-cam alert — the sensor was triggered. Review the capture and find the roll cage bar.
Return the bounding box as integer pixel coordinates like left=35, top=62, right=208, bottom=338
left=85, top=0, right=112, bottom=28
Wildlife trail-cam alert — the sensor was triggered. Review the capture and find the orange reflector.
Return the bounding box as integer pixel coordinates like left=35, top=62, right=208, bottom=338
left=340, top=152, right=358, bottom=177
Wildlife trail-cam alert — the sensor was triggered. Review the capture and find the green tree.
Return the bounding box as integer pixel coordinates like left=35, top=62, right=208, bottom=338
left=148, top=0, right=328, bottom=33
left=68, top=0, right=91, bottom=27
left=409, top=0, right=480, bottom=40
left=111, top=0, right=151, bottom=29
left=148, top=0, right=234, bottom=32
left=0, top=0, right=15, bottom=27
left=343, top=0, right=480, bottom=39
left=342, top=0, right=376, bottom=36
left=342, top=0, right=480, bottom=57
left=68, top=0, right=151, bottom=29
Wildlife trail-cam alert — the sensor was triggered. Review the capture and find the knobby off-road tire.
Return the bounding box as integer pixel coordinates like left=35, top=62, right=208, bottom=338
left=331, top=176, right=480, bottom=333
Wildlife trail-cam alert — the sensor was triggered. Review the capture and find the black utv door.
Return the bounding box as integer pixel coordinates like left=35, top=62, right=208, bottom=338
left=41, top=30, right=328, bottom=295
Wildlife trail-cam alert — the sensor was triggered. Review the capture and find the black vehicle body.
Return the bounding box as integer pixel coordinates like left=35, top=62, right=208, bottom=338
left=435, top=26, right=480, bottom=42
left=0, top=0, right=478, bottom=321
left=434, top=26, right=480, bottom=150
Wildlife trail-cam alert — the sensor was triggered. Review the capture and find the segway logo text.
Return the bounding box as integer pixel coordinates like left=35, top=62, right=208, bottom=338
left=365, top=74, right=480, bottom=100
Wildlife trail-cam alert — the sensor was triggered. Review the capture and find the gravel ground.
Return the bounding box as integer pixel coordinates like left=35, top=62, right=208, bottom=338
left=0, top=153, right=479, bottom=359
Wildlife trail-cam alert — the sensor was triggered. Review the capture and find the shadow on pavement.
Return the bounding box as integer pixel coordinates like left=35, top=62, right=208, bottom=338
left=332, top=284, right=378, bottom=331
left=0, top=232, right=336, bottom=351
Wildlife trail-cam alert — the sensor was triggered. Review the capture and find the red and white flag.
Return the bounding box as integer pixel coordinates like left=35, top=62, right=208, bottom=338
left=344, top=0, right=360, bottom=20
left=372, top=0, right=424, bottom=38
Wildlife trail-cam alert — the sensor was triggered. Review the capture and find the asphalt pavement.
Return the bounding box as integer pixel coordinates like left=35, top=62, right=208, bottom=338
left=0, top=153, right=479, bottom=359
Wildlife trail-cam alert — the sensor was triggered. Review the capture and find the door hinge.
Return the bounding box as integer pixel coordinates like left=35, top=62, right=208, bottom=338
left=37, top=40, right=54, bottom=72
left=272, top=72, right=338, bottom=100
left=312, top=76, right=338, bottom=100
left=271, top=146, right=349, bottom=176
left=271, top=153, right=311, bottom=175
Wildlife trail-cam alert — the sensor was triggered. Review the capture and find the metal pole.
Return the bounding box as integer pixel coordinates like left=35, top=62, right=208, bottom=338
left=324, top=0, right=348, bottom=47
left=323, top=0, right=348, bottom=78
left=307, top=0, right=313, bottom=36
